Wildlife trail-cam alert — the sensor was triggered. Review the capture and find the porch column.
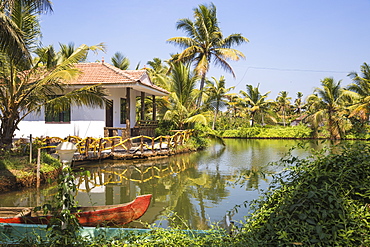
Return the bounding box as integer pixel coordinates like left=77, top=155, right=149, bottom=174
left=126, top=88, right=131, bottom=123
left=152, top=95, right=156, bottom=121
left=141, top=92, right=145, bottom=120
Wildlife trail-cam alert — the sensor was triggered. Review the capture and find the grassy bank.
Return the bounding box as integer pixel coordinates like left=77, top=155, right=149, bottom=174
left=0, top=152, right=61, bottom=192
left=218, top=125, right=370, bottom=139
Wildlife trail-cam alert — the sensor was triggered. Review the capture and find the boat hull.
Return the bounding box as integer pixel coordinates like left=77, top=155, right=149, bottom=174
left=0, top=194, right=152, bottom=227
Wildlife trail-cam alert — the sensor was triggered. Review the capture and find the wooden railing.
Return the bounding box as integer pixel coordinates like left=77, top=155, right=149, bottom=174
left=104, top=120, right=159, bottom=138
left=38, top=129, right=194, bottom=160
left=132, top=120, right=158, bottom=137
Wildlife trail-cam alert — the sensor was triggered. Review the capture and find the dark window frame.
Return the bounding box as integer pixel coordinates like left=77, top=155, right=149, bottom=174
left=45, top=96, right=71, bottom=124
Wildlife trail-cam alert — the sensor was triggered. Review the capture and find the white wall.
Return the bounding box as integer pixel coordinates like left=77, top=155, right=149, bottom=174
left=14, top=106, right=105, bottom=139
left=14, top=87, right=142, bottom=139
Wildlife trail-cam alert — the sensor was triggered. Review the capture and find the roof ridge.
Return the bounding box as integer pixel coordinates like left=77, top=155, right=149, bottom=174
left=100, top=62, right=137, bottom=81
left=121, top=69, right=146, bottom=82
left=70, top=62, right=169, bottom=95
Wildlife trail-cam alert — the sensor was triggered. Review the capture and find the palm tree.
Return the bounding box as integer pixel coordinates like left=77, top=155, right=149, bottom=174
left=163, top=62, right=208, bottom=129
left=167, top=3, right=249, bottom=106
left=0, top=0, right=52, bottom=65
left=204, top=76, right=234, bottom=130
left=294, top=92, right=304, bottom=115
left=305, top=77, right=355, bottom=139
left=0, top=3, right=107, bottom=149
left=145, top=58, right=170, bottom=90
left=239, top=84, right=274, bottom=126
left=0, top=45, right=108, bottom=149
left=347, top=63, right=370, bottom=122
left=275, top=91, right=292, bottom=126
left=111, top=52, right=130, bottom=70
left=35, top=42, right=105, bottom=67
left=304, top=93, right=324, bottom=138
left=225, top=93, right=245, bottom=119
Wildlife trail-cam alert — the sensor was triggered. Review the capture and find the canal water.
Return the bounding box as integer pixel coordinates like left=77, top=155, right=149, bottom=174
left=0, top=139, right=329, bottom=229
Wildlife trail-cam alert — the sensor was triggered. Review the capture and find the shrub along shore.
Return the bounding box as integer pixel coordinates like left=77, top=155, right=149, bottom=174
left=0, top=152, right=61, bottom=192
left=218, top=125, right=370, bottom=139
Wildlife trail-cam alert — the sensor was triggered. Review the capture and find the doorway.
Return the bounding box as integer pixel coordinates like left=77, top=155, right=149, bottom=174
left=105, top=100, right=113, bottom=136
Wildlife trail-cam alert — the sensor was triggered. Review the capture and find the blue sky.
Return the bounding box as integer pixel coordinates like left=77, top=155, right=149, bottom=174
left=40, top=0, right=370, bottom=100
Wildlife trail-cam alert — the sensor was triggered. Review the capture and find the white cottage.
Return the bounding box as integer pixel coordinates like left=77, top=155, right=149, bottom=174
left=14, top=62, right=169, bottom=139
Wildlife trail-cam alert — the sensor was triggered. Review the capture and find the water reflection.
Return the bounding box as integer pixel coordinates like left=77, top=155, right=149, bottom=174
left=0, top=139, right=336, bottom=229
left=73, top=139, right=316, bottom=229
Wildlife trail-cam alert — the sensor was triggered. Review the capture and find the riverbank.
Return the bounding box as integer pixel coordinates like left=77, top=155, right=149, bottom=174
left=0, top=153, right=61, bottom=192
left=219, top=125, right=370, bottom=139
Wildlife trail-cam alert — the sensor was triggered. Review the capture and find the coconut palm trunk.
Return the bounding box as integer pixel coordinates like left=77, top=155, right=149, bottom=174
left=212, top=106, right=219, bottom=130
left=196, top=74, right=206, bottom=107
left=0, top=115, right=19, bottom=149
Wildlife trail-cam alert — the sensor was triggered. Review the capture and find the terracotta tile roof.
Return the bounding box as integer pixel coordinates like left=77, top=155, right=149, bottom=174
left=70, top=62, right=169, bottom=95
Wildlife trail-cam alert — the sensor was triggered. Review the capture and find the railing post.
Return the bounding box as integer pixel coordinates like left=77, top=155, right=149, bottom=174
left=29, top=134, right=32, bottom=163
left=174, top=133, right=178, bottom=149
left=140, top=135, right=144, bottom=153
left=140, top=165, right=144, bottom=182
left=113, top=129, right=118, bottom=137
left=111, top=138, right=115, bottom=152
left=159, top=136, right=162, bottom=151
left=36, top=148, right=41, bottom=188
left=98, top=138, right=103, bottom=158
left=85, top=138, right=90, bottom=157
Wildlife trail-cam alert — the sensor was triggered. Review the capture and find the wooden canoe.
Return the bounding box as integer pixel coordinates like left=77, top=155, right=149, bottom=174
left=0, top=194, right=152, bottom=227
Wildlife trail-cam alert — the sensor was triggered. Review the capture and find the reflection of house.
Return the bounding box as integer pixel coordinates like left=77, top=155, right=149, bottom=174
left=15, top=62, right=169, bottom=139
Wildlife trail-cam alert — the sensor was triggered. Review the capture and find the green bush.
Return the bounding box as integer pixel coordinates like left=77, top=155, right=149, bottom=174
left=220, top=129, right=240, bottom=138
left=238, top=142, right=370, bottom=246
left=156, top=120, right=178, bottom=136
left=239, top=127, right=261, bottom=137
left=40, top=152, right=62, bottom=173
left=221, top=125, right=312, bottom=139
left=0, top=155, right=29, bottom=170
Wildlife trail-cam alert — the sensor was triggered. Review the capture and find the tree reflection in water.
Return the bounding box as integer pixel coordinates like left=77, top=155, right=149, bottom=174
left=0, top=139, right=327, bottom=229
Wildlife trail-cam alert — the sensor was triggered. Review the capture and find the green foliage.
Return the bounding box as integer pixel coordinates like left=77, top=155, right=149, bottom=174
left=0, top=151, right=61, bottom=176
left=345, top=120, right=370, bottom=139
left=124, top=228, right=230, bottom=247
left=238, top=127, right=261, bottom=138
left=187, top=131, right=209, bottom=149
left=191, top=123, right=225, bottom=148
left=220, top=125, right=312, bottom=139
left=85, top=211, right=232, bottom=246
left=156, top=120, right=178, bottom=136
left=39, top=152, right=62, bottom=173
left=0, top=155, right=28, bottom=170
left=238, top=142, right=370, bottom=246
left=37, top=166, right=83, bottom=246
